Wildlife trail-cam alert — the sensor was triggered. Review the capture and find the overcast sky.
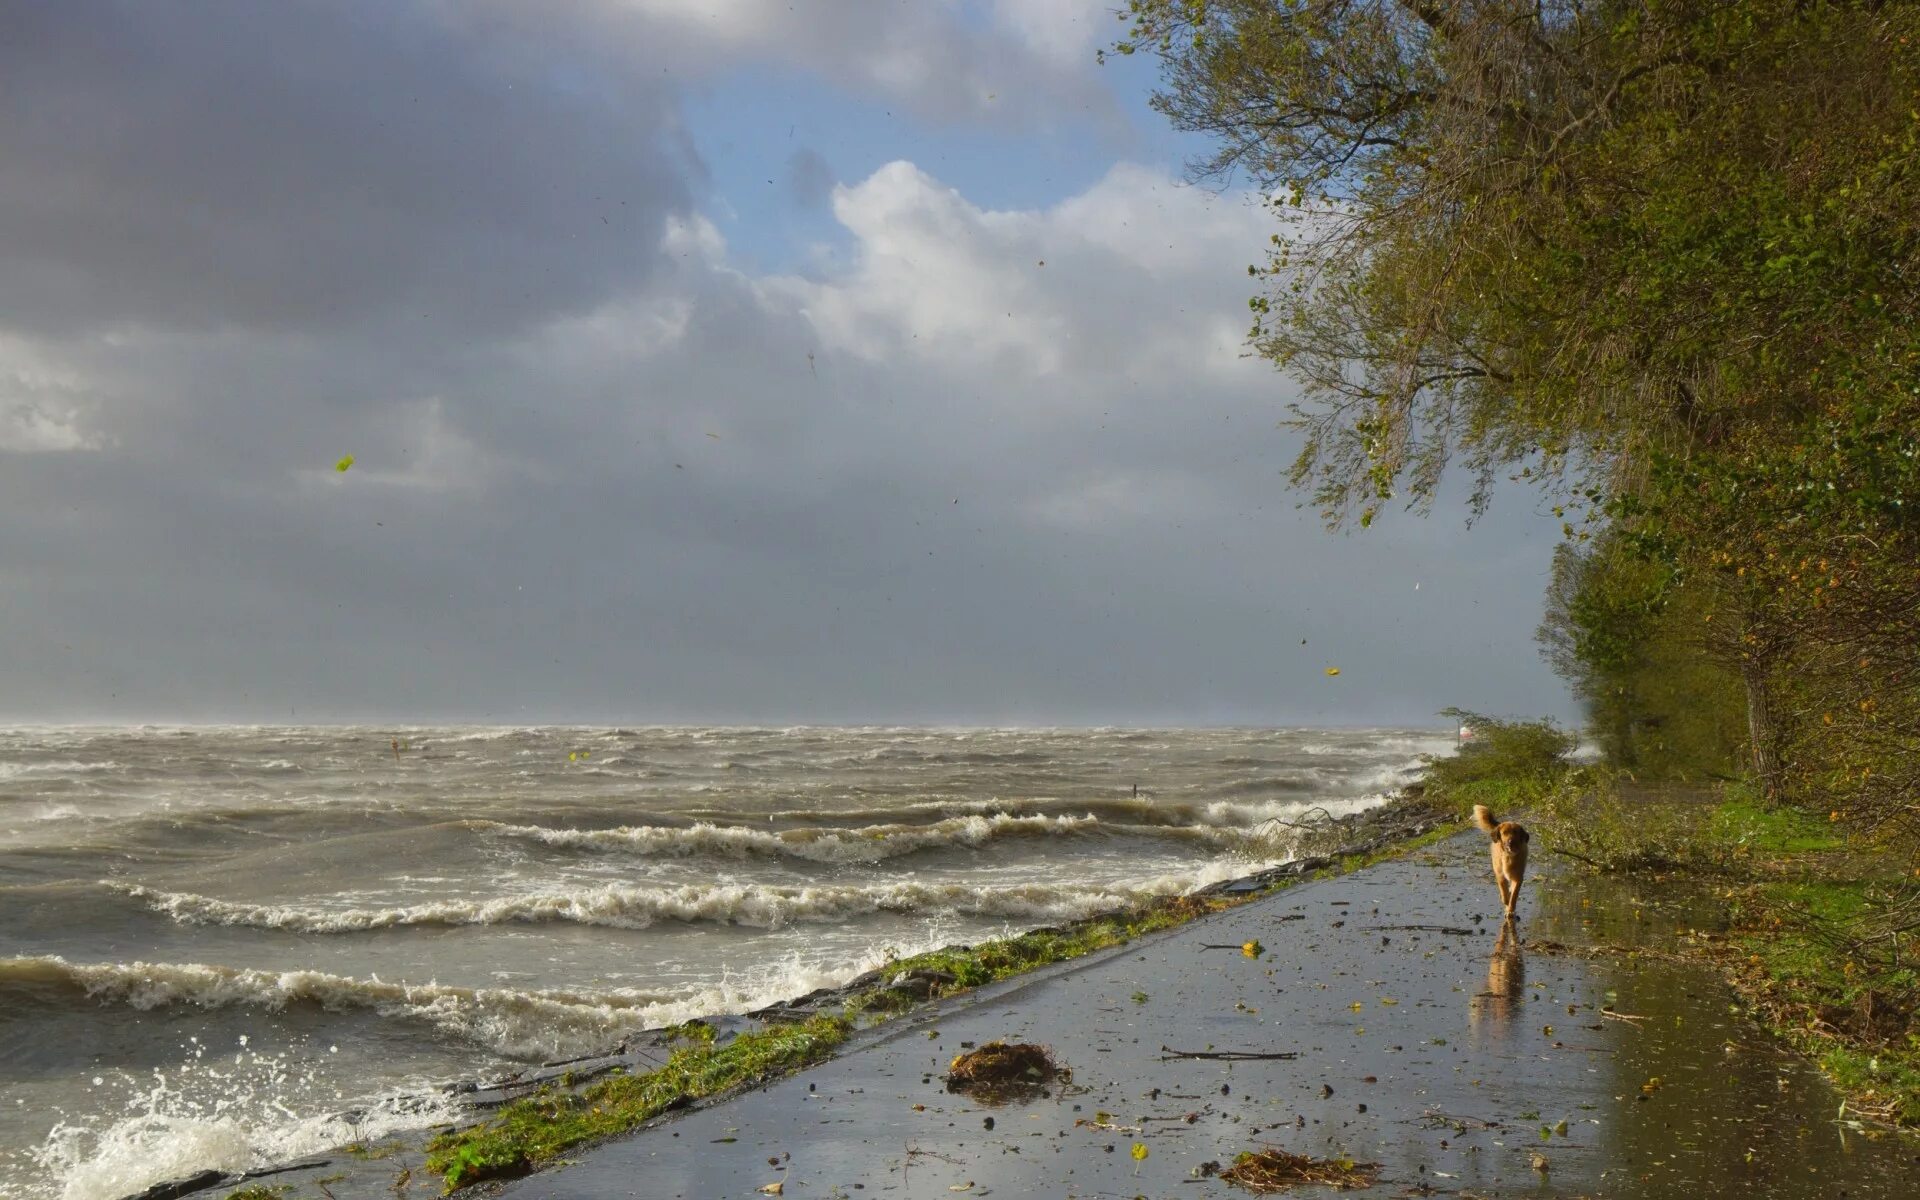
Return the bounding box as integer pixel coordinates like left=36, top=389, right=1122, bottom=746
left=0, top=0, right=1574, bottom=727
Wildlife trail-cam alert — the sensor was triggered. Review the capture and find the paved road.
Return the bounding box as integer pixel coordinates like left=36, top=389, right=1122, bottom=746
left=501, top=832, right=1920, bottom=1198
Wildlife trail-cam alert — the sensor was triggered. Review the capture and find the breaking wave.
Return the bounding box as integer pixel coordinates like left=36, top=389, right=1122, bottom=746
left=753, top=792, right=1391, bottom=830
left=28, top=1074, right=462, bottom=1200
left=1, top=955, right=673, bottom=1060
left=479, top=812, right=1220, bottom=863
left=115, top=867, right=1261, bottom=934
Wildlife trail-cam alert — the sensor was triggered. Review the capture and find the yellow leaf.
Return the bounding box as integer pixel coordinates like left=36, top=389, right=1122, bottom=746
left=1324, top=666, right=1341, bottom=676
left=335, top=454, right=354, bottom=472
left=1131, top=1142, right=1149, bottom=1162
left=758, top=1183, right=784, bottom=1196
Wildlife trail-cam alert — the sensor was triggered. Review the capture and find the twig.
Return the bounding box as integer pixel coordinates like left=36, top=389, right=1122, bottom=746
left=1361, top=924, right=1479, bottom=935
left=1408, top=1110, right=1503, bottom=1131
left=1159, top=1045, right=1299, bottom=1061
left=1250, top=806, right=1337, bottom=832
left=1600, top=1008, right=1649, bottom=1024
left=1141, top=1105, right=1215, bottom=1123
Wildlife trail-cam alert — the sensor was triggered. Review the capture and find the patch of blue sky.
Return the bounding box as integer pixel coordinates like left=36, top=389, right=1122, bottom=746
left=679, top=61, right=1205, bottom=275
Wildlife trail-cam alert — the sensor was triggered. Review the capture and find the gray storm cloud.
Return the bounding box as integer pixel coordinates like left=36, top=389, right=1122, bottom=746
left=0, top=1, right=1571, bottom=726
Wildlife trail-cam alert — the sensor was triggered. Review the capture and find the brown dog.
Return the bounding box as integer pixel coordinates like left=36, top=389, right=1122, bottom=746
left=1472, top=804, right=1530, bottom=919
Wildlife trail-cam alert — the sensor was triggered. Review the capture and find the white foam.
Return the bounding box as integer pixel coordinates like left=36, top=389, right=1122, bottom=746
left=8, top=929, right=972, bottom=1200
left=27, top=1062, right=461, bottom=1200
left=484, top=812, right=1101, bottom=863
left=2, top=955, right=675, bottom=1060
left=115, top=868, right=1258, bottom=934
left=0, top=761, right=121, bottom=779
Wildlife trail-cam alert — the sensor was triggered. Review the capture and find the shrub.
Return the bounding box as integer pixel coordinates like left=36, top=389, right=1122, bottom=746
left=1421, top=708, right=1576, bottom=818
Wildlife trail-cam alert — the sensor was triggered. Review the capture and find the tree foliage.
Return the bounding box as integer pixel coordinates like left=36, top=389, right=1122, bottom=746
left=1536, top=536, right=1744, bottom=778
left=1125, top=1, right=1920, bottom=840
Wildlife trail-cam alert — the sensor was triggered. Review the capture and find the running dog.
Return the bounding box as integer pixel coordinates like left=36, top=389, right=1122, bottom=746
left=1472, top=804, right=1530, bottom=920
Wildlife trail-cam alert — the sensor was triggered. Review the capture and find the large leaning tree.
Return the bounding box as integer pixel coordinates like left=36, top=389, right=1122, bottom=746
left=1119, top=1, right=1920, bottom=826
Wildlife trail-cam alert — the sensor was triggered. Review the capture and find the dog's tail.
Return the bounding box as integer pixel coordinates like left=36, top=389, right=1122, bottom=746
left=1472, top=804, right=1499, bottom=836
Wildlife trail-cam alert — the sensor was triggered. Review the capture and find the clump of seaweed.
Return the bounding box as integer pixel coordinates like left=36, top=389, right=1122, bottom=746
left=943, top=1041, right=1066, bottom=1103
left=1218, top=1148, right=1379, bottom=1193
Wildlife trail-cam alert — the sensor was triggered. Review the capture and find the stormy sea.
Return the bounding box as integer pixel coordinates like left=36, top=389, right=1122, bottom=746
left=0, top=725, right=1450, bottom=1199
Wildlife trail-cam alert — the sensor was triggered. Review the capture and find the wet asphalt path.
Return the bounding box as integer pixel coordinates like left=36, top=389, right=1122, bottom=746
left=501, top=832, right=1920, bottom=1199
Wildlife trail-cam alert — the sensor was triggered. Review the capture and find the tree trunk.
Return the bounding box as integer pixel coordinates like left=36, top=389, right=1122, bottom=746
left=1742, top=660, right=1782, bottom=805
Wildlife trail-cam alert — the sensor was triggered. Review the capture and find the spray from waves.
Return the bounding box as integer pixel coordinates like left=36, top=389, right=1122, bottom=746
left=10, top=927, right=968, bottom=1200
left=115, top=864, right=1269, bottom=934
left=480, top=812, right=1232, bottom=863
left=23, top=1054, right=462, bottom=1200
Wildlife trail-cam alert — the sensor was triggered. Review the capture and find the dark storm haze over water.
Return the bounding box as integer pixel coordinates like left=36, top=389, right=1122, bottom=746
left=0, top=724, right=1448, bottom=1199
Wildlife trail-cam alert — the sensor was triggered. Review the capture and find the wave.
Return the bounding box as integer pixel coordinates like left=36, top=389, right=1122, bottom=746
left=2, top=915, right=975, bottom=1076
left=114, top=868, right=1259, bottom=934
left=1210, top=772, right=1329, bottom=798
left=758, top=791, right=1390, bottom=831
left=480, top=812, right=1110, bottom=863
left=29, top=1078, right=463, bottom=1200
left=0, top=760, right=122, bottom=780
left=10, top=929, right=978, bottom=1200
left=3, top=954, right=678, bottom=1061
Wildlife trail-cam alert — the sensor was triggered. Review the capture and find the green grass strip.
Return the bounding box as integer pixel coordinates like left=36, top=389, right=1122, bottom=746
left=426, top=1014, right=851, bottom=1191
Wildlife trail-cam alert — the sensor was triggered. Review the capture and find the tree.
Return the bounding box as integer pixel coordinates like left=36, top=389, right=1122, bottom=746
left=1124, top=1, right=1920, bottom=833
left=1536, top=536, right=1742, bottom=779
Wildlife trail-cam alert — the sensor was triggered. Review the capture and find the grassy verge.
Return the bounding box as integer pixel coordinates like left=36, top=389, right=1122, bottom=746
left=1717, top=864, right=1920, bottom=1126
left=1537, top=772, right=1920, bottom=1128
left=426, top=1015, right=852, bottom=1190
left=422, top=799, right=1458, bottom=1193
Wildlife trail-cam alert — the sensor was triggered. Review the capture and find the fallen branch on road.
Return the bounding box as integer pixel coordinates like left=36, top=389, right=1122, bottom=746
left=1360, top=924, right=1479, bottom=936
left=1160, top=1045, right=1299, bottom=1061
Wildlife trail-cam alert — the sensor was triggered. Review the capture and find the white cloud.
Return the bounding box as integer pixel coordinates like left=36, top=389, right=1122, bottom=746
left=0, top=403, right=95, bottom=452
left=761, top=160, right=1269, bottom=396
left=990, top=0, right=1117, bottom=65
left=594, top=0, right=1114, bottom=123
left=0, top=335, right=101, bottom=452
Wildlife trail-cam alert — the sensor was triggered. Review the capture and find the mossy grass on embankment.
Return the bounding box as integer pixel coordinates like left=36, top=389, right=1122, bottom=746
left=1534, top=771, right=1920, bottom=1129
left=421, top=797, right=1457, bottom=1193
